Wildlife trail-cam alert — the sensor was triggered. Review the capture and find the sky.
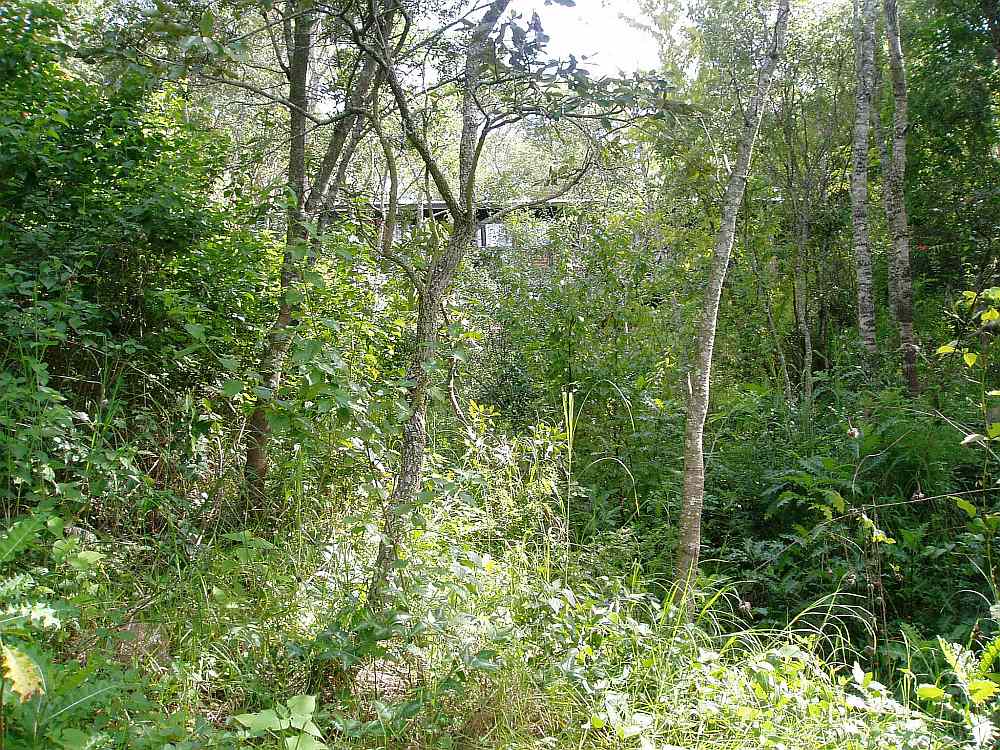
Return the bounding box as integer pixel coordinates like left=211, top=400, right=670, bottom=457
left=508, top=0, right=662, bottom=76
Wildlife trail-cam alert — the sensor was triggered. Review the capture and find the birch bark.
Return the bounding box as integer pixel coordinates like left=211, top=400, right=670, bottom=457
left=675, top=0, right=791, bottom=597
left=851, top=0, right=879, bottom=357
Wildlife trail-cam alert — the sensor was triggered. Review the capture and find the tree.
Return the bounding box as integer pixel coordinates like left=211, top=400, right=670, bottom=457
left=353, top=0, right=584, bottom=608
left=850, top=0, right=878, bottom=357
left=881, top=0, right=919, bottom=393
left=96, top=0, right=387, bottom=504
left=674, top=0, right=791, bottom=598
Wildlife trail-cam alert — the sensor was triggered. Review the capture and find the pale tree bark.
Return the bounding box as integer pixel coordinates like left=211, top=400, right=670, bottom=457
left=870, top=66, right=899, bottom=319
left=851, top=0, right=879, bottom=357
left=674, top=0, right=791, bottom=598
left=365, top=0, right=511, bottom=610
left=882, top=0, right=920, bottom=393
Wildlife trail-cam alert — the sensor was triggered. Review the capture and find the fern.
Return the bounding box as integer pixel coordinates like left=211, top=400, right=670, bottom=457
left=977, top=635, right=1000, bottom=679
left=939, top=636, right=975, bottom=685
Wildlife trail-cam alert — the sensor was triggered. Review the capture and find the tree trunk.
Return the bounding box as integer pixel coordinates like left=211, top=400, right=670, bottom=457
left=244, top=6, right=313, bottom=504
left=243, top=30, right=379, bottom=499
left=674, top=0, right=791, bottom=599
left=851, top=0, right=878, bottom=357
left=366, top=222, right=475, bottom=608
left=883, top=0, right=920, bottom=393
left=366, top=0, right=511, bottom=610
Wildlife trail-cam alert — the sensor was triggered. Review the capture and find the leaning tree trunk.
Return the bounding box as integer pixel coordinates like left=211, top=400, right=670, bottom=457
left=366, top=221, right=475, bottom=608
left=674, top=0, right=791, bottom=599
left=366, top=0, right=511, bottom=610
left=883, top=0, right=920, bottom=393
left=851, top=0, right=879, bottom=357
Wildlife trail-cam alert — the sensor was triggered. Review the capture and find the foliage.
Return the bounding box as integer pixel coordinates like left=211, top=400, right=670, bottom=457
left=0, top=0, right=998, bottom=747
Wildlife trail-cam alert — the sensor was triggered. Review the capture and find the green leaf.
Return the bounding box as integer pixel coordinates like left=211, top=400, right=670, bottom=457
left=936, top=344, right=956, bottom=355
left=199, top=8, right=214, bottom=36
left=184, top=323, right=206, bottom=340
left=69, top=549, right=105, bottom=571
left=982, top=307, right=999, bottom=322
left=956, top=498, right=978, bottom=518
left=292, top=339, right=323, bottom=365
left=964, top=351, right=979, bottom=367
left=2, top=645, right=45, bottom=701
left=221, top=379, right=245, bottom=397
left=234, top=708, right=290, bottom=732
left=916, top=683, right=945, bottom=701
left=286, top=694, right=317, bottom=719
left=285, top=289, right=304, bottom=305
left=284, top=734, right=328, bottom=750
left=968, top=678, right=999, bottom=704
left=0, top=517, right=44, bottom=566
left=988, top=423, right=1000, bottom=439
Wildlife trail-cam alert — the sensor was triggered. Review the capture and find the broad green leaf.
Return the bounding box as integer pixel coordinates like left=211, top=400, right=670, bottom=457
left=988, top=423, right=1000, bottom=439
left=968, top=678, right=999, bottom=704
left=284, top=734, right=328, bottom=750
left=2, top=645, right=45, bottom=701
left=69, top=550, right=105, bottom=571
left=234, top=708, right=289, bottom=732
left=916, top=683, right=945, bottom=701
left=184, top=323, right=206, bottom=340
left=983, top=307, right=1000, bottom=322
left=286, top=694, right=316, bottom=718
left=936, top=344, right=956, bottom=355
left=221, top=379, right=244, bottom=397
left=956, top=498, right=978, bottom=518
left=964, top=351, right=978, bottom=367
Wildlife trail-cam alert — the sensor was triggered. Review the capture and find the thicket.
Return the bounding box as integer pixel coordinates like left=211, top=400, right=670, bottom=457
left=1, top=0, right=999, bottom=748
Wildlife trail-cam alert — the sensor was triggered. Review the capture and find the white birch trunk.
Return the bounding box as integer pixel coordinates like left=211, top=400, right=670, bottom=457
left=674, top=0, right=792, bottom=598
left=851, top=0, right=879, bottom=356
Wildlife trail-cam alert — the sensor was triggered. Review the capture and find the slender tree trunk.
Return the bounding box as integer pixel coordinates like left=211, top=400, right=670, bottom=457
left=243, top=36, right=380, bottom=497
left=366, top=0, right=510, bottom=610
left=366, top=222, right=476, bottom=608
left=883, top=0, right=920, bottom=393
left=851, top=0, right=878, bottom=357
left=674, top=0, right=791, bottom=598
left=244, top=6, right=314, bottom=503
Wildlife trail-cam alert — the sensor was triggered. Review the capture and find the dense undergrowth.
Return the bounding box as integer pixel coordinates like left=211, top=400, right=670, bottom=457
left=4, top=0, right=1000, bottom=748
